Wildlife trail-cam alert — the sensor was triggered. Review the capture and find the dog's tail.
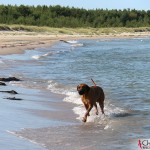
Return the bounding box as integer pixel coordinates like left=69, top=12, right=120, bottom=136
left=91, top=78, right=96, bottom=86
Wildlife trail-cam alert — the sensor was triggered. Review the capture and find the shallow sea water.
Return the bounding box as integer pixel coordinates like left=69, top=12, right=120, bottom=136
left=0, top=38, right=150, bottom=150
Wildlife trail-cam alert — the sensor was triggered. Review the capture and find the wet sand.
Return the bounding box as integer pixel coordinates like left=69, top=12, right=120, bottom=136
left=0, top=83, right=77, bottom=150
left=0, top=84, right=51, bottom=150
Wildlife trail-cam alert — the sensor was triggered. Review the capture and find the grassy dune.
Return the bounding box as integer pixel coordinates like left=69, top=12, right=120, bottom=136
left=0, top=24, right=150, bottom=35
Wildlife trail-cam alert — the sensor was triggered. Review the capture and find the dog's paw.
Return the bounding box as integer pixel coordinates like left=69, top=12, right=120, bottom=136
left=82, top=117, right=87, bottom=122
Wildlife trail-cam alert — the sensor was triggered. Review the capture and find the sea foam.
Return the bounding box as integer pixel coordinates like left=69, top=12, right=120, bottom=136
left=66, top=40, right=78, bottom=44
left=32, top=52, right=53, bottom=60
left=47, top=80, right=126, bottom=127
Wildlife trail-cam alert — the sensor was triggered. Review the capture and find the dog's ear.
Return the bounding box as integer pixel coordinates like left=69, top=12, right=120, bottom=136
left=85, top=85, right=90, bottom=92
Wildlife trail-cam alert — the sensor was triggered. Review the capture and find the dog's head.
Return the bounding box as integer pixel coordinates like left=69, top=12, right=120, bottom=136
left=77, top=84, right=90, bottom=95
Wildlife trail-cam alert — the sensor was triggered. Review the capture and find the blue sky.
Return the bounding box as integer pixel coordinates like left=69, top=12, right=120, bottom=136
left=0, top=0, right=150, bottom=10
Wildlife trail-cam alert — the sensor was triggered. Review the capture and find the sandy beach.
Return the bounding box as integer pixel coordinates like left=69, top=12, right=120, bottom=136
left=0, top=31, right=150, bottom=55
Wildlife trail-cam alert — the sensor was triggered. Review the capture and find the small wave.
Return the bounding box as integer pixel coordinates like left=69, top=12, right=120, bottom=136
left=32, top=55, right=40, bottom=60
left=47, top=80, right=81, bottom=104
left=64, top=91, right=82, bottom=105
left=66, top=40, right=78, bottom=44
left=72, top=100, right=130, bottom=130
left=72, top=101, right=132, bottom=131
left=32, top=52, right=53, bottom=60
left=47, top=80, right=128, bottom=129
left=47, top=80, right=67, bottom=94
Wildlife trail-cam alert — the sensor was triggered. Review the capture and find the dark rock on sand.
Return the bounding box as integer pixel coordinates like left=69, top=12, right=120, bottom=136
left=4, top=97, right=22, bottom=101
left=0, top=77, right=21, bottom=82
left=0, top=90, right=18, bottom=94
left=0, top=82, right=6, bottom=86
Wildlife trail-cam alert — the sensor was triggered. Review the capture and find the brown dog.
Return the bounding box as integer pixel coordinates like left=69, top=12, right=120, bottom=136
left=77, top=81, right=105, bottom=122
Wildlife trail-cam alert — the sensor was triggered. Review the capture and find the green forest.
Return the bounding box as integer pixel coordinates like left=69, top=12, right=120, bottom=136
left=0, top=4, right=150, bottom=28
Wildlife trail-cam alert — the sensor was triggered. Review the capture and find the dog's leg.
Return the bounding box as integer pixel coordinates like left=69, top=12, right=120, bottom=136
left=84, top=103, right=90, bottom=116
left=83, top=104, right=93, bottom=122
left=94, top=103, right=98, bottom=115
left=99, top=101, right=104, bottom=114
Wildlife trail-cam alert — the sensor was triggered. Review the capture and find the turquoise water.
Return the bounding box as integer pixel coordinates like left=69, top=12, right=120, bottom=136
left=1, top=37, right=150, bottom=149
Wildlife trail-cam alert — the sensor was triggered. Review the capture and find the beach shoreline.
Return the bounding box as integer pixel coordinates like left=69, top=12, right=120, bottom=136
left=0, top=31, right=150, bottom=55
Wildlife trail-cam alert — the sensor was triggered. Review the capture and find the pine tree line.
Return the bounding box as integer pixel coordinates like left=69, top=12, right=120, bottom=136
left=0, top=5, right=150, bottom=28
